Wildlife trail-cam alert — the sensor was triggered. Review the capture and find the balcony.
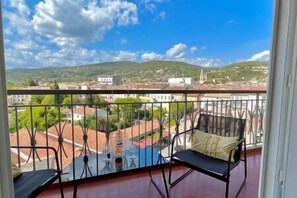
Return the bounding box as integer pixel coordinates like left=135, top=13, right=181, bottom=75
left=40, top=149, right=261, bottom=198
left=8, top=89, right=265, bottom=197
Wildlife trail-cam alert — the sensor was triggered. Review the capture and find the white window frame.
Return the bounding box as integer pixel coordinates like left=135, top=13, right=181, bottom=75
left=259, top=0, right=297, bottom=197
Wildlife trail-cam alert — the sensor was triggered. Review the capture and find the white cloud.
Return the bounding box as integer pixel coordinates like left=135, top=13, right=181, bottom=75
left=5, top=48, right=37, bottom=68
left=12, top=40, right=39, bottom=51
left=32, top=0, right=138, bottom=47
left=141, top=0, right=168, bottom=12
left=247, top=50, right=270, bottom=61
left=166, top=43, right=187, bottom=59
left=4, top=26, right=13, bottom=35
left=36, top=47, right=97, bottom=66
left=4, top=39, right=11, bottom=46
left=141, top=44, right=221, bottom=67
left=142, top=52, right=163, bottom=61
left=190, top=46, right=197, bottom=53
left=9, top=0, right=30, bottom=17
left=3, top=0, right=32, bottom=37
left=187, top=57, right=223, bottom=67
left=93, top=51, right=114, bottom=63
left=5, top=45, right=99, bottom=68
left=113, top=51, right=138, bottom=61
left=153, top=11, right=166, bottom=21
left=3, top=8, right=32, bottom=36
left=159, top=11, right=166, bottom=20
left=120, top=38, right=128, bottom=44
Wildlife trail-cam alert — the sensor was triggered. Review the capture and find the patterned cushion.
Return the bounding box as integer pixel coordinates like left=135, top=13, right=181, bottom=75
left=191, top=129, right=238, bottom=162
left=12, top=165, right=22, bottom=179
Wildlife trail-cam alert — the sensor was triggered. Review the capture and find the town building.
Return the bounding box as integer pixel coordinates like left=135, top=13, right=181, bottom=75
left=168, top=77, right=192, bottom=87
left=98, top=75, right=121, bottom=85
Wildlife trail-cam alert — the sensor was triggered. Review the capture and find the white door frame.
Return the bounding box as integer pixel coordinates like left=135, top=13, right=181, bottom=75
left=259, top=0, right=297, bottom=197
left=0, top=1, right=14, bottom=197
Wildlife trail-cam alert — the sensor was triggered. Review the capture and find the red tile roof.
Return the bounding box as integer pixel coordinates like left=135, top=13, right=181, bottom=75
left=10, top=129, right=78, bottom=169
left=137, top=130, right=169, bottom=148
left=47, top=123, right=106, bottom=154
left=9, top=119, right=161, bottom=170
left=69, top=106, right=95, bottom=115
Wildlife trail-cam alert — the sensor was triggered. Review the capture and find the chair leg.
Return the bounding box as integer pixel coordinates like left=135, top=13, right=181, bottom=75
left=149, top=154, right=169, bottom=198
left=58, top=173, right=64, bottom=198
left=160, top=162, right=169, bottom=198
left=168, top=158, right=173, bottom=185
left=73, top=181, right=77, bottom=198
left=225, top=180, right=229, bottom=198
left=168, top=159, right=193, bottom=187
left=244, top=140, right=247, bottom=179
left=234, top=140, right=247, bottom=197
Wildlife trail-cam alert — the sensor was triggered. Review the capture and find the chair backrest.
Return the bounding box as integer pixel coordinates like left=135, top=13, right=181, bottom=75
left=196, top=113, right=246, bottom=162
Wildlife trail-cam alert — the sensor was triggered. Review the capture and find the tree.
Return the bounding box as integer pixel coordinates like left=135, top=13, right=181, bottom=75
left=14, top=106, right=62, bottom=132
left=30, top=95, right=45, bottom=104
left=50, top=81, right=59, bottom=90
left=169, top=102, right=194, bottom=117
left=83, top=95, right=107, bottom=108
left=84, top=95, right=93, bottom=107
left=27, top=78, right=38, bottom=86
left=92, top=95, right=107, bottom=108
left=152, top=107, right=167, bottom=120
left=169, top=102, right=194, bottom=124
left=9, top=111, right=18, bottom=133
left=50, top=81, right=64, bottom=104
left=7, top=82, right=16, bottom=89
left=10, top=96, right=65, bottom=133
left=107, top=113, right=119, bottom=131
left=139, top=109, right=151, bottom=120
left=41, top=95, right=55, bottom=105
left=114, top=97, right=141, bottom=122
left=62, top=95, right=79, bottom=106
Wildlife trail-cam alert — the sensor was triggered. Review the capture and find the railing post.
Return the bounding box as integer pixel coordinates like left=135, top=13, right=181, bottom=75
left=184, top=93, right=187, bottom=149
left=254, top=93, right=260, bottom=147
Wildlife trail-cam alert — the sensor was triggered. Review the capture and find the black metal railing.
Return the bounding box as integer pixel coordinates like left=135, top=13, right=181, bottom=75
left=7, top=89, right=266, bottom=182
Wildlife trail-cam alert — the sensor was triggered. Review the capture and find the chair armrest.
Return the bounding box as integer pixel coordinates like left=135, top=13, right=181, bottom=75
left=170, top=128, right=197, bottom=156
left=11, top=146, right=61, bottom=172
left=227, top=138, right=245, bottom=169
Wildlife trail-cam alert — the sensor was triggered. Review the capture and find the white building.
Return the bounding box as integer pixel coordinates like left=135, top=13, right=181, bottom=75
left=66, top=106, right=107, bottom=123
left=66, top=106, right=93, bottom=123
left=98, top=75, right=121, bottom=85
left=7, top=94, right=26, bottom=105
left=168, top=78, right=192, bottom=87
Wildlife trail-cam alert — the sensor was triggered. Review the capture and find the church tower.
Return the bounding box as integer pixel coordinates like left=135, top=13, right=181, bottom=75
left=199, top=69, right=205, bottom=84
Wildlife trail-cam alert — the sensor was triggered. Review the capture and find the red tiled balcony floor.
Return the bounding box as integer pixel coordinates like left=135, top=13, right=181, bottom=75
left=41, top=149, right=261, bottom=198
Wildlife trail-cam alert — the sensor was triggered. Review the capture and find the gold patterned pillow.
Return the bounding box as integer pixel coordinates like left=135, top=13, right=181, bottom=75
left=12, top=165, right=22, bottom=179
left=191, top=129, right=238, bottom=162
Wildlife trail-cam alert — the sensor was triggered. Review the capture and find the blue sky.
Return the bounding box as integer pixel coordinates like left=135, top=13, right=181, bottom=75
left=2, top=0, right=273, bottom=68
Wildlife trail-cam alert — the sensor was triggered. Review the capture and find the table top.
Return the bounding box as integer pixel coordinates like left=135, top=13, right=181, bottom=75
left=67, top=146, right=165, bottom=180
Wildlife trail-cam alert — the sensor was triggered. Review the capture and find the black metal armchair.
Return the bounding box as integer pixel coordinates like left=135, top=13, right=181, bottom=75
left=11, top=146, right=64, bottom=198
left=168, top=113, right=247, bottom=198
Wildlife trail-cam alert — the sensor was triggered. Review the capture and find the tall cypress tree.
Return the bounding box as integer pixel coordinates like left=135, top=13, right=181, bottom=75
left=50, top=81, right=61, bottom=104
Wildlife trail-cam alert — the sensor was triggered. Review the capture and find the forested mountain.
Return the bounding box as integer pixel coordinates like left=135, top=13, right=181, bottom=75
left=6, top=60, right=268, bottom=86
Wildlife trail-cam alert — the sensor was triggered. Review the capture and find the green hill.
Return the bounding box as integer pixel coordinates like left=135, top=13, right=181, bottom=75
left=6, top=60, right=268, bottom=86
left=203, top=61, right=268, bottom=84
